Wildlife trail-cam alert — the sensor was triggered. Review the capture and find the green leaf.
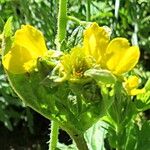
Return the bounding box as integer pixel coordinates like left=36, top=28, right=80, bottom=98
left=0, top=107, right=13, bottom=131
left=56, top=142, right=77, bottom=150
left=3, top=16, right=13, bottom=38
left=136, top=91, right=150, bottom=111
left=84, top=121, right=107, bottom=150
left=2, top=17, right=13, bottom=55
left=136, top=120, right=150, bottom=150
left=144, top=78, right=150, bottom=90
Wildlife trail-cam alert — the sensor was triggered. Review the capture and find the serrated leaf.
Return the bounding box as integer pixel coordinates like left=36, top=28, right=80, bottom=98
left=67, top=26, right=84, bottom=51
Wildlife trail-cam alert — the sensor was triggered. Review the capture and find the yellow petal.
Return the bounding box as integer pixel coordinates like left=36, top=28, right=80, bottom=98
left=125, top=76, right=139, bottom=89
left=129, top=88, right=145, bottom=96
left=105, top=38, right=140, bottom=75
left=124, top=76, right=145, bottom=95
left=2, top=25, right=48, bottom=74
left=2, top=44, right=35, bottom=74
left=60, top=47, right=92, bottom=79
left=14, top=25, right=47, bottom=57
left=83, top=23, right=110, bottom=63
left=60, top=53, right=72, bottom=74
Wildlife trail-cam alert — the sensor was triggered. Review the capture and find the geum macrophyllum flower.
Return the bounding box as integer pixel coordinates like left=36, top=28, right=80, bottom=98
left=59, top=23, right=140, bottom=83
left=57, top=47, right=93, bottom=82
left=124, top=76, right=145, bottom=95
left=2, top=25, right=48, bottom=74
left=83, top=22, right=140, bottom=75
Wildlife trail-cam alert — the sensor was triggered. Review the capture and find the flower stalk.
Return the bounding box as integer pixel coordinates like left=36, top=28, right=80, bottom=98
left=86, top=0, right=91, bottom=21
left=49, top=121, right=59, bottom=150
left=67, top=16, right=87, bottom=25
left=49, top=0, right=68, bottom=149
left=56, top=0, right=68, bottom=50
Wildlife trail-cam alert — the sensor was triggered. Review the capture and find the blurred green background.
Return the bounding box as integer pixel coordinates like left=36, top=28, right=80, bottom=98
left=0, top=0, right=150, bottom=149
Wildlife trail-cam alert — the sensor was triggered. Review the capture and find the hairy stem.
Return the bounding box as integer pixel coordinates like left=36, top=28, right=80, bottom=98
left=56, top=0, right=68, bottom=50
left=49, top=121, right=59, bottom=150
left=86, top=0, right=91, bottom=21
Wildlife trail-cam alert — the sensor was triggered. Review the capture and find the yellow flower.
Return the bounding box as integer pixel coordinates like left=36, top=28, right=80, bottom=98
left=60, top=47, right=92, bottom=80
left=124, top=76, right=145, bottom=95
left=83, top=23, right=140, bottom=75
left=2, top=25, right=48, bottom=74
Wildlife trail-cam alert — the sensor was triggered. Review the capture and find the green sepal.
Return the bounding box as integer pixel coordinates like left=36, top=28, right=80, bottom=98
left=2, top=17, right=14, bottom=56
left=144, top=78, right=150, bottom=90
left=135, top=91, right=150, bottom=111
left=84, top=69, right=116, bottom=84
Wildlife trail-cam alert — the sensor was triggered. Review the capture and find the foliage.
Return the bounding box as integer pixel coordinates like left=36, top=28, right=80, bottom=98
left=0, top=0, right=150, bottom=149
left=0, top=66, right=34, bottom=132
left=0, top=0, right=58, bottom=132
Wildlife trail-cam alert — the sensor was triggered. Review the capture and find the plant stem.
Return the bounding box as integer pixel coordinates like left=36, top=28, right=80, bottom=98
left=69, top=131, right=88, bottom=150
left=113, top=0, right=120, bottom=34
left=67, top=16, right=87, bottom=25
left=56, top=0, right=68, bottom=50
left=116, top=126, right=120, bottom=150
left=53, top=0, right=88, bottom=149
left=86, top=0, right=91, bottom=21
left=49, top=121, right=59, bottom=150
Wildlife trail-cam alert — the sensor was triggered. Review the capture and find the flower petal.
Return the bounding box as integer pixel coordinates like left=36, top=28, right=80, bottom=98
left=14, top=25, right=47, bottom=57
left=105, top=38, right=140, bottom=75
left=129, top=88, right=145, bottom=96
left=2, top=25, right=48, bottom=74
left=123, top=75, right=145, bottom=95
left=83, top=23, right=110, bottom=63
left=2, top=44, right=36, bottom=74
left=125, top=76, right=139, bottom=89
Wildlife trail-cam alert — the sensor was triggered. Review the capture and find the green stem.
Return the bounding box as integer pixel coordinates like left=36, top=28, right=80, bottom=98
left=56, top=0, right=68, bottom=50
left=67, top=16, right=87, bottom=25
left=49, top=121, right=59, bottom=150
left=67, top=130, right=88, bottom=150
left=116, top=126, right=121, bottom=150
left=86, top=0, right=91, bottom=21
